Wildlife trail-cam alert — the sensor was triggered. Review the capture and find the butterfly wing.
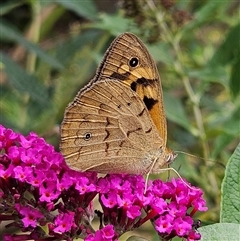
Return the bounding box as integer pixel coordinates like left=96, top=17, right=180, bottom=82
left=60, top=79, right=166, bottom=174
left=91, top=33, right=168, bottom=147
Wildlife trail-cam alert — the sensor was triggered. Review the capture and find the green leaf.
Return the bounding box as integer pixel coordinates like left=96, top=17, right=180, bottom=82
left=199, top=223, right=240, bottom=240
left=188, top=66, right=229, bottom=87
left=220, top=142, right=240, bottom=223
left=1, top=52, right=49, bottom=107
left=182, top=1, right=229, bottom=33
left=55, top=30, right=101, bottom=66
left=209, top=23, right=240, bottom=66
left=230, top=55, right=240, bottom=98
left=211, top=134, right=234, bottom=159
left=0, top=86, right=21, bottom=130
left=147, top=42, right=173, bottom=65
left=223, top=108, right=240, bottom=137
left=54, top=0, right=97, bottom=20
left=90, top=13, right=135, bottom=36
left=39, top=5, right=66, bottom=38
left=163, top=92, right=197, bottom=135
left=126, top=236, right=149, bottom=241
left=0, top=1, right=23, bottom=15
left=0, top=19, right=63, bottom=69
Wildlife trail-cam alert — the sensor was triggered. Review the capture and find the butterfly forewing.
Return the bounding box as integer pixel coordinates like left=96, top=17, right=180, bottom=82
left=91, top=33, right=168, bottom=145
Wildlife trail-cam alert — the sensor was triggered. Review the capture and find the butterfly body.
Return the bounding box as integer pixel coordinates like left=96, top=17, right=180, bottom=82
left=60, top=33, right=177, bottom=175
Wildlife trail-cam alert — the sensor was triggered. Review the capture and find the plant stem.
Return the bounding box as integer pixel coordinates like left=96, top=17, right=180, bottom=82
left=26, top=1, right=41, bottom=73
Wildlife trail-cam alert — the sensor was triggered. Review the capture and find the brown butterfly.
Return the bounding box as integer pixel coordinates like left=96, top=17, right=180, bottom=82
left=60, top=32, right=177, bottom=175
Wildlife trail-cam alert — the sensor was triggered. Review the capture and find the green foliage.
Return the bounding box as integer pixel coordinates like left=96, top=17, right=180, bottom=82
left=196, top=143, right=240, bottom=240
left=0, top=20, right=63, bottom=69
left=1, top=0, right=239, bottom=239
left=210, top=23, right=240, bottom=98
left=199, top=223, right=240, bottom=241
left=221, top=142, right=240, bottom=223
left=54, top=0, right=97, bottom=20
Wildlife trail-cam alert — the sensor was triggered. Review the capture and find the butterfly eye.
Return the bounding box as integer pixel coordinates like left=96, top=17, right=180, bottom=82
left=129, top=57, right=139, bottom=67
left=84, top=133, right=91, bottom=141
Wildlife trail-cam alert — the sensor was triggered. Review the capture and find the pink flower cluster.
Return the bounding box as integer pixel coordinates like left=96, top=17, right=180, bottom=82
left=0, top=125, right=207, bottom=241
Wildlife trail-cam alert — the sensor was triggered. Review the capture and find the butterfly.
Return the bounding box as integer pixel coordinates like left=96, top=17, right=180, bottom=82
left=60, top=32, right=177, bottom=175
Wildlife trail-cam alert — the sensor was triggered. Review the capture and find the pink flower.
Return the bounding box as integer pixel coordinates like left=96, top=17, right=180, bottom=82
left=75, top=176, right=96, bottom=194
left=39, top=180, right=60, bottom=202
left=20, top=147, right=41, bottom=165
left=0, top=163, right=14, bottom=179
left=102, top=225, right=116, bottom=239
left=53, top=212, right=75, bottom=233
left=13, top=166, right=32, bottom=182
left=150, top=196, right=168, bottom=214
left=155, top=214, right=174, bottom=234
left=126, top=205, right=141, bottom=219
left=26, top=169, right=45, bottom=187
left=173, top=216, right=193, bottom=236
left=85, top=225, right=117, bottom=241
left=0, top=127, right=18, bottom=149
left=148, top=178, right=206, bottom=240
left=7, top=146, right=21, bottom=163
left=101, top=191, right=118, bottom=208
left=15, top=204, right=43, bottom=228
left=187, top=231, right=201, bottom=241
left=0, top=125, right=207, bottom=240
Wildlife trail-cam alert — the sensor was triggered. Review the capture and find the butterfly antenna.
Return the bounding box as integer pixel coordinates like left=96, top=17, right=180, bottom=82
left=175, top=151, right=225, bottom=168
left=175, top=151, right=206, bottom=160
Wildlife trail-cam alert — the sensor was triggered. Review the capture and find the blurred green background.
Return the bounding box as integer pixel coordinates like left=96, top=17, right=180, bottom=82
left=1, top=0, right=239, bottom=239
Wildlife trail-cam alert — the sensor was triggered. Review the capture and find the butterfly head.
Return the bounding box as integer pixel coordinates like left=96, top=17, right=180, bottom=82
left=166, top=150, right=178, bottom=165
left=146, top=146, right=177, bottom=174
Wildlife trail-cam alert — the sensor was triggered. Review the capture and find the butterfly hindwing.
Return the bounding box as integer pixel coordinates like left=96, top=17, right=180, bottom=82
left=61, top=79, right=164, bottom=174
